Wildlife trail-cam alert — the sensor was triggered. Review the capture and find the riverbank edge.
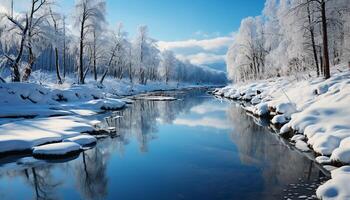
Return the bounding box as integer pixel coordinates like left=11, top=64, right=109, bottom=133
left=0, top=84, right=217, bottom=158
left=211, top=69, right=350, bottom=200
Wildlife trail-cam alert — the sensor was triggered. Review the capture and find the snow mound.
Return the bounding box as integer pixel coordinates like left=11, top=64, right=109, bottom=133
left=280, top=123, right=292, bottom=134
left=331, top=147, right=350, bottom=164
left=291, top=134, right=305, bottom=142
left=251, top=96, right=261, bottom=105
left=0, top=116, right=93, bottom=153
left=312, top=135, right=341, bottom=156
left=271, top=114, right=287, bottom=124
left=315, top=156, right=332, bottom=164
left=275, top=102, right=297, bottom=116
left=82, top=98, right=126, bottom=111
left=317, top=166, right=350, bottom=200
left=32, top=142, right=81, bottom=157
left=63, top=135, right=97, bottom=146
left=295, top=140, right=310, bottom=152
left=254, top=103, right=269, bottom=116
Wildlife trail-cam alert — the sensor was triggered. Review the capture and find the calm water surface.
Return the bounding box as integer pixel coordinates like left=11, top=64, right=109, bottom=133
left=0, top=90, right=325, bottom=200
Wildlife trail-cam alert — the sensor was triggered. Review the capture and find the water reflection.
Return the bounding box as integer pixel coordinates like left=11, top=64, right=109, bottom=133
left=226, top=103, right=323, bottom=199
left=101, top=90, right=207, bottom=152
left=0, top=90, right=324, bottom=200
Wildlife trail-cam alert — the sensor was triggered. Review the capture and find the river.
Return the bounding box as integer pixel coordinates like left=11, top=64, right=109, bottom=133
left=0, top=89, right=326, bottom=200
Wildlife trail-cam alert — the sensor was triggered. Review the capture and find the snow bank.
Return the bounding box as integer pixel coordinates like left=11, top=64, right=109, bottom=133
left=32, top=142, right=81, bottom=157
left=316, top=166, right=350, bottom=200
left=216, top=69, right=350, bottom=158
left=63, top=135, right=97, bottom=146
left=0, top=116, right=93, bottom=153
left=271, top=114, right=287, bottom=125
left=81, top=98, right=126, bottom=111
left=0, top=77, right=209, bottom=118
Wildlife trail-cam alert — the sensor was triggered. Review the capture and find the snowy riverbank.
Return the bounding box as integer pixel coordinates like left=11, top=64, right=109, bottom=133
left=0, top=75, right=215, bottom=157
left=214, top=65, right=350, bottom=200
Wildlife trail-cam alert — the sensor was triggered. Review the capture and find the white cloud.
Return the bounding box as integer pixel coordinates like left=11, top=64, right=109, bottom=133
left=194, top=30, right=221, bottom=39
left=177, top=53, right=226, bottom=65
left=173, top=117, right=231, bottom=130
left=157, top=34, right=235, bottom=51
left=191, top=103, right=227, bottom=114
left=157, top=33, right=235, bottom=69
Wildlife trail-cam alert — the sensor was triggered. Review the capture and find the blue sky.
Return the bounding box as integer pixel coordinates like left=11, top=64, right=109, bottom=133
left=60, top=0, right=264, bottom=41
left=105, top=0, right=264, bottom=41
left=3, top=0, right=265, bottom=71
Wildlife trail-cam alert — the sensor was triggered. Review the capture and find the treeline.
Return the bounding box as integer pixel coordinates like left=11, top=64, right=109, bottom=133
left=227, top=0, right=350, bottom=82
left=0, top=0, right=226, bottom=85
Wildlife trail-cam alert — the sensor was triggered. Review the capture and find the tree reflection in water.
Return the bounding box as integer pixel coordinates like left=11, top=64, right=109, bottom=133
left=102, top=90, right=207, bottom=153
left=25, top=167, right=61, bottom=200
left=226, top=102, right=324, bottom=199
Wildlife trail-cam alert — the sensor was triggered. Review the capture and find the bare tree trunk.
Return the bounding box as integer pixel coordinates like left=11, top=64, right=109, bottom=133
left=129, top=62, right=133, bottom=83
left=99, top=69, right=108, bottom=84
left=307, top=0, right=319, bottom=76
left=321, top=0, right=330, bottom=79
left=93, top=31, right=97, bottom=81
left=79, top=22, right=85, bottom=84
left=55, top=47, right=62, bottom=84
left=22, top=0, right=43, bottom=82
left=6, top=16, right=29, bottom=82
left=22, top=48, right=35, bottom=82
left=63, top=17, right=67, bottom=78
left=0, top=75, right=6, bottom=83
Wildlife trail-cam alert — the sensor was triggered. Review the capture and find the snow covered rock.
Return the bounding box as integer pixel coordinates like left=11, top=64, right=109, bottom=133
left=280, top=123, right=292, bottom=135
left=312, top=135, right=341, bottom=156
left=330, top=146, right=350, bottom=164
left=271, top=114, right=287, bottom=125
left=315, top=156, right=332, bottom=164
left=254, top=103, right=269, bottom=116
left=32, top=142, right=81, bottom=158
left=275, top=102, right=297, bottom=116
left=329, top=137, right=350, bottom=163
left=291, top=134, right=305, bottom=142
left=295, top=140, right=310, bottom=152
left=63, top=135, right=97, bottom=146
left=251, top=96, right=261, bottom=105
left=317, top=166, right=350, bottom=200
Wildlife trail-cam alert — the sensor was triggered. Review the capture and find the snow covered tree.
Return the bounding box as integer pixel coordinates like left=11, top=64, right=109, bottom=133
left=132, top=26, right=160, bottom=84
left=74, top=0, right=106, bottom=84
left=0, top=0, right=50, bottom=82
left=110, top=23, right=129, bottom=80
left=49, top=7, right=63, bottom=84
left=23, top=0, right=52, bottom=82
left=227, top=0, right=350, bottom=82
left=160, top=50, right=176, bottom=84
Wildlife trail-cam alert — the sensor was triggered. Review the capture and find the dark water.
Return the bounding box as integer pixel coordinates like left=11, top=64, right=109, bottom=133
left=0, top=90, right=325, bottom=200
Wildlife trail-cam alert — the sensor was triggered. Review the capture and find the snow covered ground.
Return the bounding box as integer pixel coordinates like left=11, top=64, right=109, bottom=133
left=214, top=65, right=350, bottom=200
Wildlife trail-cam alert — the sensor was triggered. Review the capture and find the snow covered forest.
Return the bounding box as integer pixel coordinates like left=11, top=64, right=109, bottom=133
left=0, top=0, right=226, bottom=85
left=227, top=0, right=350, bottom=82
